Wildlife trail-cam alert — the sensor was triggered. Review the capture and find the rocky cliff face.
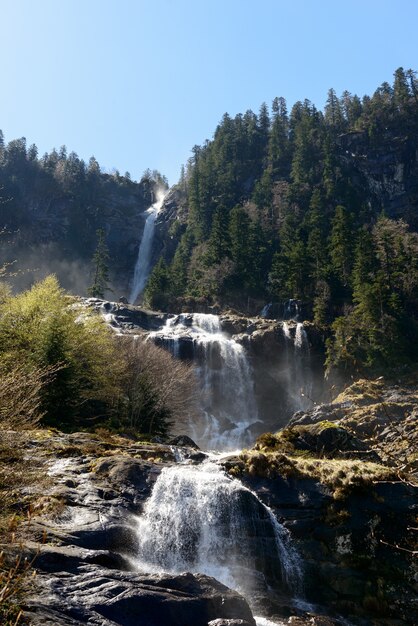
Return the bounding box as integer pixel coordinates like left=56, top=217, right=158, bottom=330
left=337, top=129, right=418, bottom=228
left=230, top=378, right=418, bottom=625
left=1, top=179, right=153, bottom=296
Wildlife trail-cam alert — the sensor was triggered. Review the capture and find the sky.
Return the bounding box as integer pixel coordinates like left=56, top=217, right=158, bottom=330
left=0, top=0, right=417, bottom=185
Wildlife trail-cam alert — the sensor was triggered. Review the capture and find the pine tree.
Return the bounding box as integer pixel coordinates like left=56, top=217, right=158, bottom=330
left=329, top=205, right=353, bottom=287
left=306, top=188, right=328, bottom=283
left=88, top=228, right=111, bottom=298
left=393, top=67, right=410, bottom=112
left=143, top=257, right=170, bottom=310
left=206, top=207, right=230, bottom=265
left=229, top=206, right=251, bottom=285
left=324, top=88, right=344, bottom=133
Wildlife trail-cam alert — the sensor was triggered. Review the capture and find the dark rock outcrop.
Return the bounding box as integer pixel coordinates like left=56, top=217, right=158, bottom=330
left=278, top=422, right=380, bottom=461
left=168, top=435, right=200, bottom=449
left=241, top=469, right=417, bottom=624
left=337, top=129, right=418, bottom=229
left=26, top=561, right=256, bottom=626
left=15, top=431, right=258, bottom=626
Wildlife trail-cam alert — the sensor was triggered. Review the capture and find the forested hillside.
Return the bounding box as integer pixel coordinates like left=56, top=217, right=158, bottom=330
left=0, top=136, right=166, bottom=293
left=146, top=68, right=418, bottom=374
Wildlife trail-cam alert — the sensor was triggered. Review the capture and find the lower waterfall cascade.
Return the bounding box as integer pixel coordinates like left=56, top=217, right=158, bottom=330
left=134, top=456, right=304, bottom=624
left=89, top=304, right=316, bottom=623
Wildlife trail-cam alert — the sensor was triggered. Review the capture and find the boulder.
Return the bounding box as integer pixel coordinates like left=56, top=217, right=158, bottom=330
left=168, top=435, right=200, bottom=449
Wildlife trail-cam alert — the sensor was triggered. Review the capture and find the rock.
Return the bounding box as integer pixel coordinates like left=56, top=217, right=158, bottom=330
left=188, top=451, right=208, bottom=463
left=168, top=435, right=200, bottom=449
left=287, top=617, right=342, bottom=626
left=288, top=422, right=380, bottom=461
left=242, top=468, right=418, bottom=624
left=208, top=618, right=250, bottom=626
left=93, top=456, right=156, bottom=498
left=26, top=569, right=256, bottom=626
left=288, top=378, right=418, bottom=468
left=82, top=299, right=168, bottom=331
left=118, top=296, right=128, bottom=304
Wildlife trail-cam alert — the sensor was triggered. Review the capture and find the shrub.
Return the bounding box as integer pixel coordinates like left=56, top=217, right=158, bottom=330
left=0, top=275, right=122, bottom=426
left=115, top=337, right=198, bottom=438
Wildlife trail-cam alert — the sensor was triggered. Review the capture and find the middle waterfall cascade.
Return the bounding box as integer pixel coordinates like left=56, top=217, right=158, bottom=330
left=149, top=313, right=260, bottom=450
left=129, top=189, right=166, bottom=304
left=135, top=457, right=303, bottom=616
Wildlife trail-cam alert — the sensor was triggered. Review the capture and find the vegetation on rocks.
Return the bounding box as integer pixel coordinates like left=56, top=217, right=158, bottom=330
left=299, top=377, right=418, bottom=471
left=239, top=448, right=398, bottom=499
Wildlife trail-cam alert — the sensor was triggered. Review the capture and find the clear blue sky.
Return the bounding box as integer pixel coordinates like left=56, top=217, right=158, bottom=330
left=1, top=0, right=417, bottom=185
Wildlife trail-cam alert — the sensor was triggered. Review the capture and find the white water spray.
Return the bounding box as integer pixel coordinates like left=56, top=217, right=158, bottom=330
left=129, top=189, right=166, bottom=304
left=281, top=321, right=313, bottom=412
left=135, top=458, right=303, bottom=604
left=149, top=313, right=260, bottom=450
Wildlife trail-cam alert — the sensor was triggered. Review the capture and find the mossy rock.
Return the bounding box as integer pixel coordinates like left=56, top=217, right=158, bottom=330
left=255, top=423, right=377, bottom=460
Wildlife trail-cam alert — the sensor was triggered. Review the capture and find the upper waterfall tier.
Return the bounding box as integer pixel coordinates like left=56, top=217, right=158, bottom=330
left=81, top=299, right=323, bottom=448
left=129, top=190, right=166, bottom=304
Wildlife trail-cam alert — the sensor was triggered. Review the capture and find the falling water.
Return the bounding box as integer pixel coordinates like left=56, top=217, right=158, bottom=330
left=129, top=189, right=166, bottom=304
left=149, top=313, right=260, bottom=450
left=260, top=302, right=273, bottom=318
left=135, top=457, right=303, bottom=612
left=281, top=321, right=313, bottom=412
left=283, top=299, right=300, bottom=321
left=135, top=314, right=308, bottom=623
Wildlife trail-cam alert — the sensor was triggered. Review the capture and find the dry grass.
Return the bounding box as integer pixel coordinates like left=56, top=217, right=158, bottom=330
left=0, top=444, right=41, bottom=625
left=0, top=362, right=58, bottom=622
left=0, top=534, right=35, bottom=625
left=240, top=449, right=398, bottom=499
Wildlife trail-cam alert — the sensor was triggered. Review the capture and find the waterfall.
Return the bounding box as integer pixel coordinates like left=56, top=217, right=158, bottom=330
left=129, top=189, right=166, bottom=304
left=135, top=315, right=308, bottom=623
left=149, top=313, right=259, bottom=450
left=281, top=321, right=313, bottom=412
left=260, top=303, right=273, bottom=318
left=134, top=458, right=303, bottom=612
left=283, top=299, right=300, bottom=321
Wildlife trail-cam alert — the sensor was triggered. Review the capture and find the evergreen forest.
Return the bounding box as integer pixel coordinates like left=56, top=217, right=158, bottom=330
left=144, top=68, right=418, bottom=375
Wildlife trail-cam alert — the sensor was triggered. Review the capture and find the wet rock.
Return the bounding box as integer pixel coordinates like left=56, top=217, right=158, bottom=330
left=188, top=451, right=208, bottom=463
left=286, top=616, right=342, bottom=626
left=168, top=435, right=200, bottom=449
left=208, top=618, right=251, bottom=626
left=242, top=469, right=418, bottom=624
left=26, top=569, right=256, bottom=626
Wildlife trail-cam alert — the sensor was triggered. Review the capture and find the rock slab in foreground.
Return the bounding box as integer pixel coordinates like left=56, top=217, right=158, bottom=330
left=27, top=566, right=256, bottom=626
